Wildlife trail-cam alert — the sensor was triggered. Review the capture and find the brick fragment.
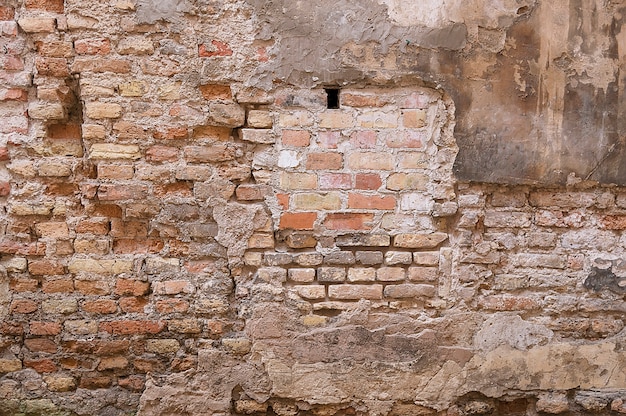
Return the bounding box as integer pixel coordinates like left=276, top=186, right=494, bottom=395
left=328, top=284, right=383, bottom=300
left=384, top=284, right=435, bottom=298
left=100, top=320, right=165, bottom=334
left=18, top=18, right=56, bottom=33
left=293, top=285, right=325, bottom=300
left=198, top=40, right=232, bottom=57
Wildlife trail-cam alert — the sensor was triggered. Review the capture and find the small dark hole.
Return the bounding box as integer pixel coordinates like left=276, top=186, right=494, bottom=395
left=325, top=88, right=340, bottom=109
left=517, top=6, right=529, bottom=15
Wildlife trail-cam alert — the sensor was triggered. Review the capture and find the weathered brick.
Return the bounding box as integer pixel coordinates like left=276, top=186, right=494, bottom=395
left=100, top=320, right=165, bottom=335
left=199, top=40, right=232, bottom=57
left=386, top=173, right=429, bottom=191
left=413, top=252, right=440, bottom=266
left=28, top=260, right=64, bottom=275
left=408, top=266, right=438, bottom=282
left=115, top=278, right=149, bottom=296
left=118, top=37, right=154, bottom=55
left=319, top=173, right=351, bottom=189
left=288, top=268, right=316, bottom=282
left=376, top=267, right=406, bottom=281
left=484, top=211, right=532, bottom=228
left=11, top=299, right=38, bottom=314
left=69, top=259, right=134, bottom=275
left=319, top=111, right=355, bottom=128
left=119, top=81, right=147, bottom=97
left=324, top=251, right=356, bottom=265
left=280, top=172, right=317, bottom=190
left=357, top=110, right=398, bottom=128
left=35, top=222, right=69, bottom=238
left=156, top=299, right=190, bottom=313
left=75, top=38, right=111, bottom=55
left=43, top=376, right=76, bottom=392
left=514, top=253, right=567, bottom=269
left=529, top=192, right=595, bottom=208
left=85, top=103, right=123, bottom=119
left=293, top=193, right=342, bottom=210
left=239, top=128, right=275, bottom=143
left=168, top=319, right=202, bottom=334
left=82, top=299, right=117, bottom=314
left=0, top=6, right=15, bottom=20
left=42, top=299, right=78, bottom=314
left=18, top=17, right=56, bottom=33
left=28, top=102, right=65, bottom=120
left=347, top=268, right=376, bottom=282
left=247, top=110, right=273, bottom=128
left=479, top=295, right=541, bottom=311
left=293, top=285, right=326, bottom=300
left=184, top=145, right=237, bottom=163
left=98, top=184, right=147, bottom=200
left=279, top=212, right=316, bottom=230
left=384, top=283, right=436, bottom=298
left=317, top=267, right=346, bottom=282
left=146, top=339, right=180, bottom=354
left=98, top=356, right=129, bottom=370
left=42, top=278, right=74, bottom=293
left=119, top=296, right=148, bottom=313
left=71, top=58, right=131, bottom=73
left=402, top=109, right=427, bottom=128
left=384, top=251, right=413, bottom=265
left=328, top=284, right=383, bottom=300
left=199, top=84, right=231, bottom=99
left=385, top=130, right=427, bottom=148
left=0, top=359, right=23, bottom=373
left=337, top=234, right=390, bottom=247
left=153, top=280, right=194, bottom=295
left=306, top=153, right=343, bottom=170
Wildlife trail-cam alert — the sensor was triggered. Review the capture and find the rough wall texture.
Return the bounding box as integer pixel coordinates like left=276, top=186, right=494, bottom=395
left=2, top=0, right=626, bottom=415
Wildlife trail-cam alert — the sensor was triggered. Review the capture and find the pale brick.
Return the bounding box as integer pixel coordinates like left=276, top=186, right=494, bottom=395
left=347, top=268, right=376, bottom=282
left=295, top=253, right=323, bottom=266
left=377, top=267, right=406, bottom=281
left=43, top=376, right=76, bottom=392
left=280, top=172, right=317, bottom=190
left=145, top=257, right=180, bottom=274
left=157, top=82, right=181, bottom=100
left=317, top=267, right=346, bottom=282
left=529, top=192, right=595, bottom=208
left=293, top=193, right=341, bottom=210
left=319, top=111, right=355, bottom=128
left=18, top=18, right=56, bottom=33
left=514, top=253, right=567, bottom=269
left=335, top=234, right=390, bottom=247
left=402, top=109, right=427, bottom=128
left=386, top=173, right=429, bottom=191
left=35, top=222, right=69, bottom=238
left=293, top=285, right=326, bottom=300
left=85, top=102, right=123, bottom=119
left=153, top=280, right=194, bottom=295
left=278, top=111, right=314, bottom=127
left=400, top=193, right=434, bottom=212
left=207, top=102, right=245, bottom=127
left=0, top=358, right=22, bottom=373
left=82, top=124, right=106, bottom=139
left=484, top=211, right=532, bottom=228
left=356, top=251, right=383, bottom=265
left=357, top=110, right=398, bottom=128
left=528, top=232, right=558, bottom=248
left=42, top=299, right=78, bottom=314
left=239, top=128, right=275, bottom=143
left=408, top=266, right=439, bottom=281
left=324, top=251, right=356, bottom=265
left=328, top=284, right=383, bottom=300
left=257, top=267, right=287, bottom=283
left=89, top=144, right=141, bottom=160
left=222, top=338, right=252, bottom=355
left=348, top=152, right=394, bottom=170
left=247, top=110, right=273, bottom=128
left=385, top=251, right=412, bottom=265
left=119, top=81, right=147, bottom=97
left=28, top=103, right=65, bottom=120
left=413, top=252, right=440, bottom=266
left=3, top=257, right=28, bottom=272
left=288, top=268, right=316, bottom=282
left=384, top=283, right=435, bottom=298
left=117, top=37, right=155, bottom=55
left=68, top=259, right=133, bottom=275
left=37, top=161, right=72, bottom=177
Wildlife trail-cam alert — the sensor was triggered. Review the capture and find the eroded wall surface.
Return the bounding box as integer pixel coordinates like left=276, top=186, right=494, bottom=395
left=2, top=0, right=626, bottom=415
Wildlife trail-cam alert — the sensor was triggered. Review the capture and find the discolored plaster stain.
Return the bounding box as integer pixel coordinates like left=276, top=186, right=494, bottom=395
left=245, top=0, right=626, bottom=185
left=584, top=266, right=626, bottom=294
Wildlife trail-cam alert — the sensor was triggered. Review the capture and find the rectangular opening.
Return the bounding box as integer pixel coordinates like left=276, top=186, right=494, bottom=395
left=325, top=88, right=340, bottom=109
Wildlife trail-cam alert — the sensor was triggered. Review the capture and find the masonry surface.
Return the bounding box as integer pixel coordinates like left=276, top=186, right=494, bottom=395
left=2, top=0, right=626, bottom=415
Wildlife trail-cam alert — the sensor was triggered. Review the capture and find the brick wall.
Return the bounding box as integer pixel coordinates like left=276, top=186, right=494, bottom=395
left=2, top=1, right=626, bottom=415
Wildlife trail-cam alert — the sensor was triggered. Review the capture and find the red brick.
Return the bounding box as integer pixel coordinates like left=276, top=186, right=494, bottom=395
left=35, top=40, right=74, bottom=58
left=350, top=130, right=377, bottom=148
left=153, top=126, right=188, bottom=140
left=276, top=193, right=289, bottom=210
left=119, top=375, right=145, bottom=391
left=35, top=58, right=70, bottom=77
left=82, top=299, right=117, bottom=314
left=281, top=130, right=310, bottom=147
left=355, top=174, right=382, bottom=190
left=10, top=279, right=38, bottom=292
left=1, top=88, right=28, bottom=101
left=0, top=147, right=8, bottom=161
left=601, top=215, right=626, bottom=230
left=0, top=322, right=23, bottom=336
left=30, top=321, right=62, bottom=336
left=97, top=165, right=134, bottom=180
left=198, top=40, right=232, bottom=57
left=24, top=359, right=56, bottom=373
left=74, top=38, right=111, bottom=55
left=115, top=278, right=149, bottom=296
left=28, top=260, right=64, bottom=275
left=46, top=183, right=78, bottom=196
left=156, top=299, right=190, bottom=313
left=183, top=145, right=236, bottom=163
left=306, top=152, right=343, bottom=170
left=86, top=204, right=123, bottom=218
left=0, top=182, right=10, bottom=197
left=146, top=145, right=179, bottom=162
left=317, top=131, right=341, bottom=148
left=348, top=193, right=396, bottom=210
left=0, top=241, right=46, bottom=256
left=236, top=184, right=271, bottom=201
left=199, top=84, right=231, bottom=100
left=25, top=338, right=57, bottom=353
left=42, top=278, right=74, bottom=294
left=99, top=320, right=166, bottom=335
left=25, top=0, right=63, bottom=12
left=119, top=296, right=147, bottom=313
left=11, top=299, right=38, bottom=314
left=63, top=340, right=129, bottom=355
left=279, top=212, right=317, bottom=230
left=0, top=6, right=15, bottom=20
left=75, top=280, right=110, bottom=295
left=324, top=213, right=374, bottom=230
left=154, top=182, right=193, bottom=198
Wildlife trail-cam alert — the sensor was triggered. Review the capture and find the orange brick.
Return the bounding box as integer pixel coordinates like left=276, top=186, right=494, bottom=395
left=25, top=338, right=57, bottom=353
left=281, top=130, right=311, bottom=147
left=10, top=279, right=38, bottom=292
left=24, top=359, right=56, bottom=373
left=0, top=6, right=15, bottom=19
left=324, top=213, right=373, bottom=230
left=71, top=58, right=131, bottom=74
left=279, top=212, right=317, bottom=230
left=113, top=239, right=164, bottom=254
left=198, top=40, right=232, bottom=57
left=11, top=299, right=38, bottom=314
left=76, top=218, right=110, bottom=235
left=306, top=153, right=343, bottom=170
left=199, top=84, right=231, bottom=100
left=109, top=219, right=148, bottom=238
left=236, top=184, right=271, bottom=201
left=35, top=41, right=74, bottom=58
left=97, top=165, right=134, bottom=180
left=25, top=0, right=63, bottom=12
left=348, top=193, right=396, bottom=210
left=156, top=299, right=190, bottom=313
left=75, top=38, right=111, bottom=55
left=35, top=57, right=70, bottom=77
left=276, top=193, right=289, bottom=210
left=75, top=280, right=110, bottom=295
left=153, top=127, right=188, bottom=140
left=98, top=184, right=147, bottom=201
left=146, top=145, right=179, bottom=162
